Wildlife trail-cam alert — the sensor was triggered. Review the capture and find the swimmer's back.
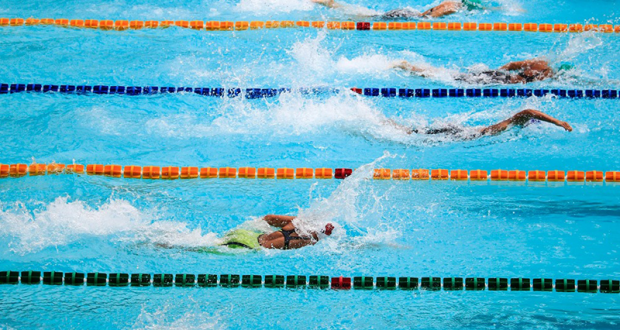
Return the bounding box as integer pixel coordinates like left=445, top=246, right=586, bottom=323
left=380, top=8, right=420, bottom=19
left=414, top=124, right=482, bottom=140
left=455, top=70, right=512, bottom=85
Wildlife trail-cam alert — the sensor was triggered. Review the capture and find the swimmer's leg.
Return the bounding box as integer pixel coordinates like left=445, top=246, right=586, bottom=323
left=421, top=1, right=463, bottom=18
left=259, top=235, right=286, bottom=249
left=479, top=109, right=572, bottom=136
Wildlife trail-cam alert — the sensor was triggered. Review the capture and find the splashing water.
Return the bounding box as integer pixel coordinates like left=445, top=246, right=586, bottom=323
left=284, top=26, right=606, bottom=87
left=555, top=30, right=604, bottom=63
left=288, top=33, right=460, bottom=84
left=234, top=0, right=314, bottom=14
left=211, top=152, right=404, bottom=251
left=145, top=92, right=415, bottom=143
left=287, top=31, right=338, bottom=80
left=288, top=31, right=394, bottom=80
left=548, top=31, right=608, bottom=86
left=141, top=89, right=543, bottom=147
left=495, top=0, right=527, bottom=16
left=330, top=3, right=381, bottom=17
left=134, top=304, right=226, bottom=330
left=0, top=197, right=219, bottom=254
left=0, top=154, right=405, bottom=255
left=294, top=152, right=398, bottom=236
left=335, top=54, right=397, bottom=75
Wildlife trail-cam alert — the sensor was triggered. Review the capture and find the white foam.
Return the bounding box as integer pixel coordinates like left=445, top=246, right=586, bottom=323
left=80, top=106, right=126, bottom=136
left=495, top=0, right=527, bottom=16
left=335, top=4, right=381, bottom=17
left=0, top=156, right=405, bottom=255
left=287, top=31, right=337, bottom=80
left=556, top=31, right=603, bottom=63
left=0, top=197, right=219, bottom=254
left=285, top=32, right=488, bottom=85
left=291, top=152, right=403, bottom=249
left=134, top=305, right=226, bottom=330
left=145, top=92, right=417, bottom=143
left=234, top=0, right=314, bottom=13
left=335, top=54, right=395, bottom=75
left=143, top=88, right=552, bottom=146
left=285, top=31, right=395, bottom=81
left=83, top=3, right=199, bottom=19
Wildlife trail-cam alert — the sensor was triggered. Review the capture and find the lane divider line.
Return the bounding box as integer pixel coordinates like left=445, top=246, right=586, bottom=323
left=1, top=164, right=619, bottom=184
left=1, top=84, right=618, bottom=99
left=1, top=18, right=618, bottom=34
left=1, top=271, right=618, bottom=292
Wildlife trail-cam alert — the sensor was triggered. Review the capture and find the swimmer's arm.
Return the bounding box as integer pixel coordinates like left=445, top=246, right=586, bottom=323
left=500, top=60, right=549, bottom=71
left=391, top=60, right=425, bottom=73
left=511, top=109, right=572, bottom=131
left=384, top=119, right=413, bottom=134
left=263, top=214, right=296, bottom=227
left=300, top=231, right=320, bottom=241
left=480, top=109, right=572, bottom=136
left=311, top=0, right=343, bottom=9
left=421, top=1, right=460, bottom=18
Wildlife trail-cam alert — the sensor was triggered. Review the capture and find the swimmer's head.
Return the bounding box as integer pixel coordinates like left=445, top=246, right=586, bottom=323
left=323, top=223, right=334, bottom=236
left=557, top=63, right=575, bottom=72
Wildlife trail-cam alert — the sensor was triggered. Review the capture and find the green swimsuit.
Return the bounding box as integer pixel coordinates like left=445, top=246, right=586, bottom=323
left=220, top=229, right=262, bottom=249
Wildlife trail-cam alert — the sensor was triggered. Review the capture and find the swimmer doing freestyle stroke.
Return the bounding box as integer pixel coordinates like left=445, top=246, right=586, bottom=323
left=312, top=0, right=490, bottom=19
left=385, top=109, right=572, bottom=140
left=392, top=58, right=574, bottom=85
left=219, top=215, right=334, bottom=250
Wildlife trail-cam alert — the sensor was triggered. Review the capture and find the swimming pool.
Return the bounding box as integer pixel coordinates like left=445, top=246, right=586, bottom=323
left=1, top=0, right=620, bottom=328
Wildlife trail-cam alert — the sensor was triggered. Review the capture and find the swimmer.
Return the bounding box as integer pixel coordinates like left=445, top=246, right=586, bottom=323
left=220, top=215, right=334, bottom=250
left=392, top=59, right=574, bottom=85
left=312, top=0, right=485, bottom=19
left=387, top=109, right=572, bottom=140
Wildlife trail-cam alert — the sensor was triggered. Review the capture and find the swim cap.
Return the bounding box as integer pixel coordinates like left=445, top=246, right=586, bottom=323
left=558, top=63, right=574, bottom=72
left=324, top=223, right=334, bottom=236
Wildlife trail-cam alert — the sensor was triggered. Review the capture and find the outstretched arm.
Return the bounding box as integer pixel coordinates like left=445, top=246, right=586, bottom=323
left=480, top=109, right=572, bottom=136
left=311, top=0, right=344, bottom=9
left=421, top=1, right=462, bottom=18
left=383, top=118, right=414, bottom=134
left=263, top=214, right=296, bottom=228
left=391, top=60, right=425, bottom=73
left=501, top=59, right=550, bottom=71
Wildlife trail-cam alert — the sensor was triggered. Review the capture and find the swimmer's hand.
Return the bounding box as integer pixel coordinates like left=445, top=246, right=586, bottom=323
left=560, top=121, right=573, bottom=132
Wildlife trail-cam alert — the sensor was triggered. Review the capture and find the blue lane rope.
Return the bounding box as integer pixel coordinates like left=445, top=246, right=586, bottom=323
left=1, top=84, right=618, bottom=99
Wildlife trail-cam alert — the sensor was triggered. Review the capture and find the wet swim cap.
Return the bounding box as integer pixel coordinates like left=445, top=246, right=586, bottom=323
left=324, top=223, right=334, bottom=236
left=558, top=63, right=574, bottom=72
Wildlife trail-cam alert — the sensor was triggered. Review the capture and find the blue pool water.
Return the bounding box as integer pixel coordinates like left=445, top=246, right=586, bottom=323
left=2, top=0, right=620, bottom=328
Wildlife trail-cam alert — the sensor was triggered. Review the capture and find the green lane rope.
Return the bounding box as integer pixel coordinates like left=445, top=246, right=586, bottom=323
left=1, top=271, right=618, bottom=293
